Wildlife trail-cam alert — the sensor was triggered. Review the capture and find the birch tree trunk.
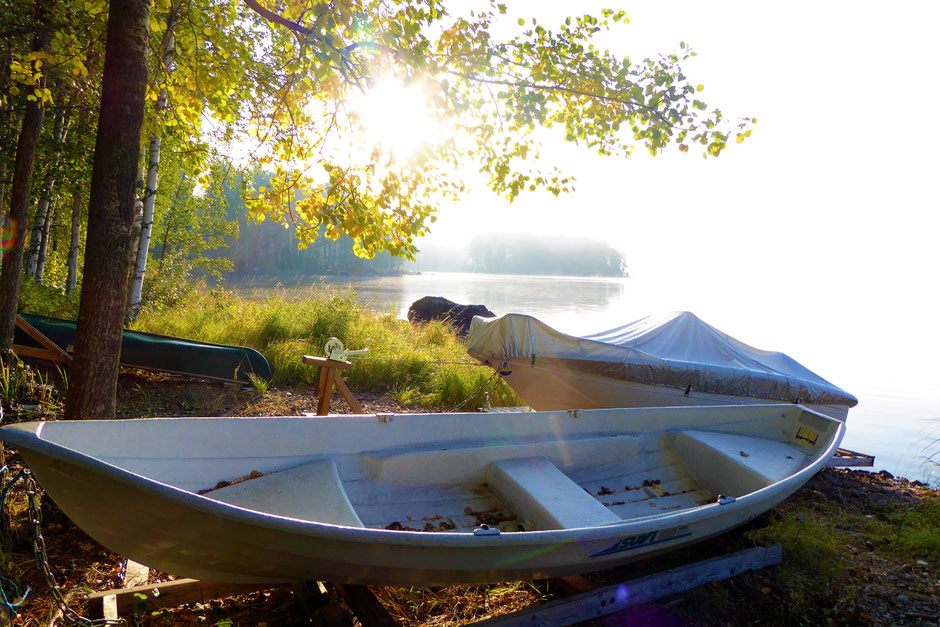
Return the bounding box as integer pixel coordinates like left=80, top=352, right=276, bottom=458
left=126, top=9, right=176, bottom=322
left=63, top=0, right=150, bottom=420
left=0, top=0, right=51, bottom=352
left=34, top=200, right=53, bottom=281
left=24, top=184, right=53, bottom=277
left=127, top=151, right=145, bottom=274
left=126, top=136, right=158, bottom=319
left=65, top=188, right=81, bottom=294
left=24, top=105, right=67, bottom=278
left=65, top=105, right=91, bottom=295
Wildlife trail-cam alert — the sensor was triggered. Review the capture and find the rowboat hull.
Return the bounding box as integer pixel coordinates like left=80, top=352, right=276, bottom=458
left=496, top=355, right=851, bottom=421
left=467, top=313, right=857, bottom=421
left=1, top=405, right=843, bottom=585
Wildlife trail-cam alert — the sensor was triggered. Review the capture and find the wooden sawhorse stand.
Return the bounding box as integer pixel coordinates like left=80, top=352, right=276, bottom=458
left=302, top=355, right=363, bottom=415
left=12, top=314, right=72, bottom=364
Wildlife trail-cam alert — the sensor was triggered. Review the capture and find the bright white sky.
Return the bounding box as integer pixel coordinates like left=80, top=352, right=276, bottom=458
left=423, top=0, right=940, bottom=290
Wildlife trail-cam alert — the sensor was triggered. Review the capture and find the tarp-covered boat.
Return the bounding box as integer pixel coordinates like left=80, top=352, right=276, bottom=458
left=467, top=312, right=857, bottom=421
left=0, top=404, right=843, bottom=585
left=13, top=313, right=271, bottom=384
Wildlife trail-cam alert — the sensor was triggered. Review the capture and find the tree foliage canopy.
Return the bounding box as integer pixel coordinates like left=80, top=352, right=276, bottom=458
left=230, top=0, right=753, bottom=260
left=2, top=0, right=753, bottom=293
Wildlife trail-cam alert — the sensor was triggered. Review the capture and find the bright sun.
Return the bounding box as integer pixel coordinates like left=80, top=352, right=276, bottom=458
left=352, top=76, right=438, bottom=160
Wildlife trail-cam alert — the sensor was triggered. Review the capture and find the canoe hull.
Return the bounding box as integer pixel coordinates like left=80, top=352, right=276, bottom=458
left=13, top=313, right=271, bottom=384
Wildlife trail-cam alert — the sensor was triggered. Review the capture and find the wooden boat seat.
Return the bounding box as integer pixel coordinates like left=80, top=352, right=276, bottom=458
left=669, top=430, right=810, bottom=498
left=206, top=459, right=364, bottom=527
left=487, top=456, right=623, bottom=530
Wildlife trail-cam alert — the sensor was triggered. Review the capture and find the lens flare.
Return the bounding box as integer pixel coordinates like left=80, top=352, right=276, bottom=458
left=1, top=217, right=17, bottom=258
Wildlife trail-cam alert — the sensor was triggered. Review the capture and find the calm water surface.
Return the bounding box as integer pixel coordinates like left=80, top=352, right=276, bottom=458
left=236, top=272, right=940, bottom=483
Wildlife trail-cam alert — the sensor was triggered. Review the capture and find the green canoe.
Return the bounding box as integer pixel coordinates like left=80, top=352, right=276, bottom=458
left=13, top=313, right=271, bottom=384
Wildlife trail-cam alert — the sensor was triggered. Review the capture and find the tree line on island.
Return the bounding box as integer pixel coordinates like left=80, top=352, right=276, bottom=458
left=463, top=235, right=626, bottom=277
left=225, top=178, right=626, bottom=278
left=0, top=0, right=751, bottom=421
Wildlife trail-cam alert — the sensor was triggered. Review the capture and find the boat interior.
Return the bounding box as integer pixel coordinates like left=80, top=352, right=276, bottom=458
left=31, top=405, right=838, bottom=535
left=199, top=412, right=834, bottom=534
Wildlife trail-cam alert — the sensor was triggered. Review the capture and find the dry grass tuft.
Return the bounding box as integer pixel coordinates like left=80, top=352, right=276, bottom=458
left=373, top=582, right=547, bottom=625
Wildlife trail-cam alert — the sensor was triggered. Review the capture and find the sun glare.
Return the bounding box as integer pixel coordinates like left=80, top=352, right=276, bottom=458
left=352, top=77, right=438, bottom=160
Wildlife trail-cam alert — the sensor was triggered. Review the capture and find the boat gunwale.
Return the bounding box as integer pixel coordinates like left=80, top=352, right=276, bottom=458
left=0, top=408, right=845, bottom=548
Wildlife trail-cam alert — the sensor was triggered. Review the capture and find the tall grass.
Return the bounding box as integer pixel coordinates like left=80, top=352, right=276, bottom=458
left=133, top=287, right=522, bottom=410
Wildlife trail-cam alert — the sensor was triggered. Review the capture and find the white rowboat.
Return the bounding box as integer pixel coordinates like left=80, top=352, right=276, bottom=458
left=0, top=404, right=842, bottom=585
left=468, top=312, right=858, bottom=421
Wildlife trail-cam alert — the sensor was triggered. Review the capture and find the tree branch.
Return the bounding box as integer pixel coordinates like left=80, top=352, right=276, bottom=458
left=243, top=0, right=312, bottom=35
left=0, top=23, right=68, bottom=40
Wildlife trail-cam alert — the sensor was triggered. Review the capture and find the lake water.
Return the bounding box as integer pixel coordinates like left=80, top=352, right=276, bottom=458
left=236, top=271, right=940, bottom=484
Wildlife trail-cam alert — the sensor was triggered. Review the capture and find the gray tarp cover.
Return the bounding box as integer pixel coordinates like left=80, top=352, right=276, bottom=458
left=467, top=311, right=857, bottom=407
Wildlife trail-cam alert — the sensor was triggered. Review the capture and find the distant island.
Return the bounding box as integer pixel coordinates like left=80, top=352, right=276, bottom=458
left=413, top=234, right=628, bottom=277
left=221, top=182, right=627, bottom=278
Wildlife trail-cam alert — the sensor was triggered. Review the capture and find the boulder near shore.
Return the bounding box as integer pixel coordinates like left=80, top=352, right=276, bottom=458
left=407, top=296, right=496, bottom=336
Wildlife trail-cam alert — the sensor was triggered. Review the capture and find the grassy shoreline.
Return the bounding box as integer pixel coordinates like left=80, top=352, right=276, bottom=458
left=130, top=287, right=524, bottom=411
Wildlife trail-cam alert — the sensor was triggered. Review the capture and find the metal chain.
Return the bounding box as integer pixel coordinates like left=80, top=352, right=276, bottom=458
left=24, top=472, right=126, bottom=627
left=446, top=369, right=502, bottom=412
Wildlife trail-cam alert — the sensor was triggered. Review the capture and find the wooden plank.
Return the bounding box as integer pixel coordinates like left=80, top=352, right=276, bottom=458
left=8, top=345, right=65, bottom=362
left=471, top=544, right=783, bottom=626
left=333, top=373, right=364, bottom=413
left=826, top=448, right=875, bottom=468
left=551, top=575, right=596, bottom=596
left=102, top=595, right=118, bottom=620
left=316, top=367, right=335, bottom=415
left=123, top=560, right=150, bottom=588
left=87, top=578, right=280, bottom=617
left=13, top=315, right=72, bottom=364
left=303, top=355, right=353, bottom=371
left=334, top=584, right=399, bottom=627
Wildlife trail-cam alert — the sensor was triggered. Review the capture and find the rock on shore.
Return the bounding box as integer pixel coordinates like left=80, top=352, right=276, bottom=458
left=407, top=296, right=495, bottom=336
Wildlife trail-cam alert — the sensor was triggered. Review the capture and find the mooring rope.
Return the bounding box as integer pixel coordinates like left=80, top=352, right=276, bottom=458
left=443, top=368, right=504, bottom=413
left=349, top=357, right=489, bottom=367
